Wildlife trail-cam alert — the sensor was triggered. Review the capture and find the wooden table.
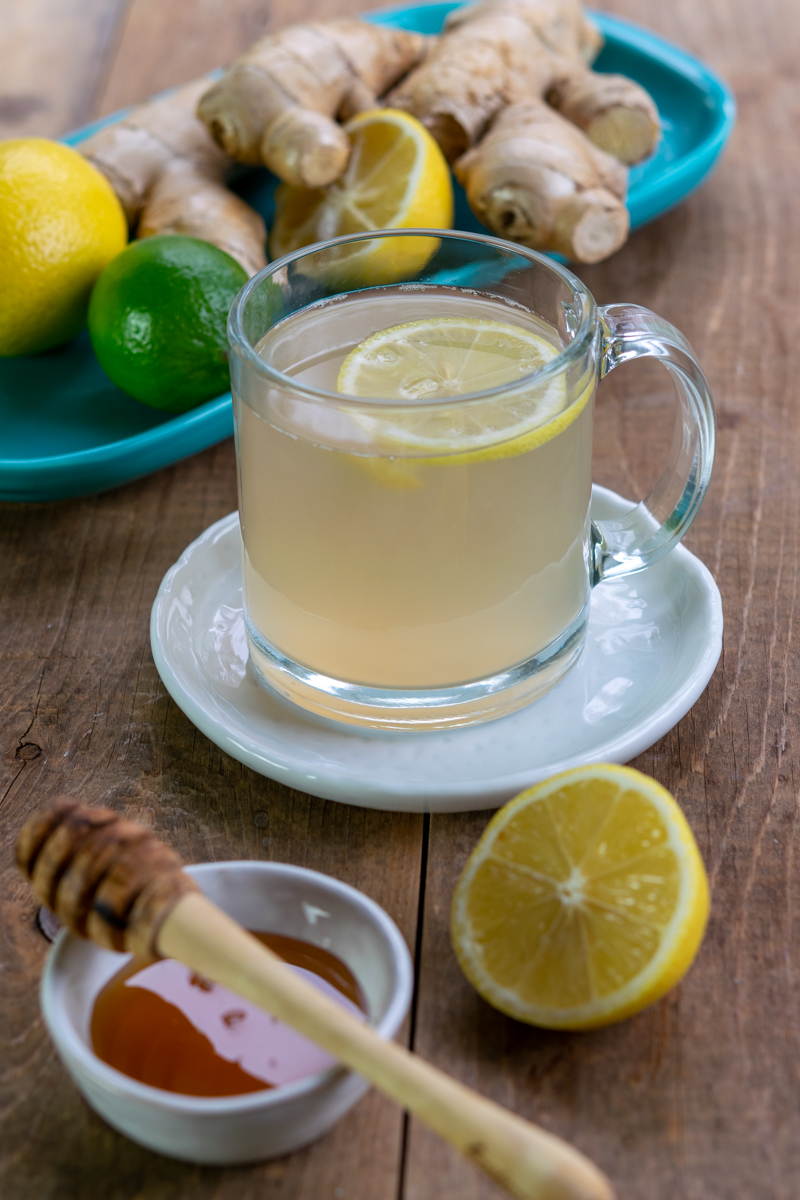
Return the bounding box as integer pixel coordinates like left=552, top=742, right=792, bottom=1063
left=1, top=0, right=795, bottom=1196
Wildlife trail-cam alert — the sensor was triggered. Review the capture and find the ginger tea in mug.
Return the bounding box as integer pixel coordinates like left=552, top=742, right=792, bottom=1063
left=229, top=231, right=714, bottom=730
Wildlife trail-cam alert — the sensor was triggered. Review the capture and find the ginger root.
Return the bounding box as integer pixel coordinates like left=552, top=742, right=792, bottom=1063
left=388, top=0, right=658, bottom=262
left=77, top=4, right=660, bottom=271
left=455, top=99, right=630, bottom=263
left=80, top=78, right=267, bottom=277
left=547, top=67, right=660, bottom=165
left=387, top=7, right=556, bottom=163
left=197, top=21, right=426, bottom=188
left=389, top=0, right=658, bottom=166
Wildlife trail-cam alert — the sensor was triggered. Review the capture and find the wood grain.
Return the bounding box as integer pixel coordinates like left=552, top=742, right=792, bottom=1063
left=3, top=0, right=800, bottom=1196
left=0, top=0, right=129, bottom=139
left=405, top=1, right=800, bottom=1198
left=97, top=0, right=403, bottom=116
left=0, top=444, right=422, bottom=1200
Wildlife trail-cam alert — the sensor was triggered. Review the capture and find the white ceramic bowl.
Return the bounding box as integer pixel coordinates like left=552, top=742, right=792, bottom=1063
left=40, top=861, right=413, bottom=1164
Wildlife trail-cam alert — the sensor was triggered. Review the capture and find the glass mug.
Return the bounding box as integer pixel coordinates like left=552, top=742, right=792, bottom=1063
left=228, top=230, right=714, bottom=731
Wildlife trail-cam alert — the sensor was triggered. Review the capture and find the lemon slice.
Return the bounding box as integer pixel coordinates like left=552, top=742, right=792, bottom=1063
left=337, top=316, right=576, bottom=463
left=338, top=316, right=559, bottom=400
left=269, top=109, right=453, bottom=285
left=451, top=765, right=710, bottom=1030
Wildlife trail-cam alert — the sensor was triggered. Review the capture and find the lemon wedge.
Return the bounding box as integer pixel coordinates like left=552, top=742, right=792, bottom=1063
left=337, top=316, right=581, bottom=464
left=269, top=109, right=453, bottom=284
left=451, top=764, right=710, bottom=1030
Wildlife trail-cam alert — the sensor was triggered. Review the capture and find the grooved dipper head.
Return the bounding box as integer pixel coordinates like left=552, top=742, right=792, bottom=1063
left=16, top=799, right=199, bottom=958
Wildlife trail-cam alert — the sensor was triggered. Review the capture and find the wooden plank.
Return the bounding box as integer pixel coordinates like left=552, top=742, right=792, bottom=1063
left=405, top=0, right=800, bottom=1196
left=0, top=0, right=130, bottom=139
left=97, top=0, right=403, bottom=116
left=1, top=0, right=422, bottom=1196
left=0, top=442, right=423, bottom=1200
left=4, top=0, right=799, bottom=1198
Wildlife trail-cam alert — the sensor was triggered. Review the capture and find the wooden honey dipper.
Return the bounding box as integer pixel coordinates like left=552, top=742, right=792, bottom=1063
left=17, top=800, right=614, bottom=1200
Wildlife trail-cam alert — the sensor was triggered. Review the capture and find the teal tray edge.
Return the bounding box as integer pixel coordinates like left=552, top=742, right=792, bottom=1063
left=0, top=394, right=234, bottom=503
left=1, top=6, right=734, bottom=504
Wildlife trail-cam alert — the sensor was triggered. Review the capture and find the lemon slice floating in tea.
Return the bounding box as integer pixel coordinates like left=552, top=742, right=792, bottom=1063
left=338, top=316, right=558, bottom=401
left=337, top=316, right=579, bottom=464
left=451, top=764, right=710, bottom=1030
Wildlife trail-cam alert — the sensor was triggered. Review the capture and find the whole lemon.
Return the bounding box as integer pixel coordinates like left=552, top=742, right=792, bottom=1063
left=88, top=235, right=248, bottom=412
left=0, top=138, right=128, bottom=356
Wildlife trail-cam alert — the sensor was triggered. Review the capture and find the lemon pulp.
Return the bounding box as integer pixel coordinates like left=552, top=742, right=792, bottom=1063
left=270, top=109, right=453, bottom=285
left=336, top=315, right=591, bottom=466
left=338, top=316, right=559, bottom=401
left=451, top=764, right=710, bottom=1030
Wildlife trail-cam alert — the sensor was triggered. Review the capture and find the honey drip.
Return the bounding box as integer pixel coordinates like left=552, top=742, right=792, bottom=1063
left=91, top=932, right=366, bottom=1097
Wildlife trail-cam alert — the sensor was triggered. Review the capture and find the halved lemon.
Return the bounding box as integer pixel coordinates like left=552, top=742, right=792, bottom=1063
left=337, top=316, right=586, bottom=466
left=269, top=109, right=453, bottom=284
left=451, top=764, right=710, bottom=1030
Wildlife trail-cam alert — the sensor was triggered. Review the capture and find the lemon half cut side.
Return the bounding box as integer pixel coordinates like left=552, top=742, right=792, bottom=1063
left=270, top=108, right=453, bottom=286
left=451, top=764, right=710, bottom=1030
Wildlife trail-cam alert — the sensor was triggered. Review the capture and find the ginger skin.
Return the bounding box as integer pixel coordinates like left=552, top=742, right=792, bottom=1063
left=455, top=99, right=630, bottom=263
left=547, top=68, right=660, bottom=165
left=80, top=79, right=267, bottom=277
left=197, top=21, right=426, bottom=189
left=388, top=3, right=564, bottom=164
left=389, top=0, right=657, bottom=262
left=390, top=0, right=658, bottom=166
left=77, top=5, right=659, bottom=270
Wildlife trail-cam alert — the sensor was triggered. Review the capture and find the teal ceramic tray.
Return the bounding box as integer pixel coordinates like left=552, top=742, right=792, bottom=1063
left=0, top=4, right=735, bottom=503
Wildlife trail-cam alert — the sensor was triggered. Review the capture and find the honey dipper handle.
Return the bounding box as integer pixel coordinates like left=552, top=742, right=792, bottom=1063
left=159, top=892, right=614, bottom=1200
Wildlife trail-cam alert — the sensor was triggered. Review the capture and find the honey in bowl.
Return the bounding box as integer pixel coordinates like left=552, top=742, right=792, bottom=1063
left=91, top=932, right=366, bottom=1097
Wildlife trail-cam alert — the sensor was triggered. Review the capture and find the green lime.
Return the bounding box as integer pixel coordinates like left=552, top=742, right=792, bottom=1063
left=88, top=235, right=248, bottom=412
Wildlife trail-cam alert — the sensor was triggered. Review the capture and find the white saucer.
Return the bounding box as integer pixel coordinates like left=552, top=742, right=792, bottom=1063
left=150, top=487, right=722, bottom=813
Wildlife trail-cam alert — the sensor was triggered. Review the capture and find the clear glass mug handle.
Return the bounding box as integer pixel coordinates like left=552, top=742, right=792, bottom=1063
left=591, top=303, right=716, bottom=584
